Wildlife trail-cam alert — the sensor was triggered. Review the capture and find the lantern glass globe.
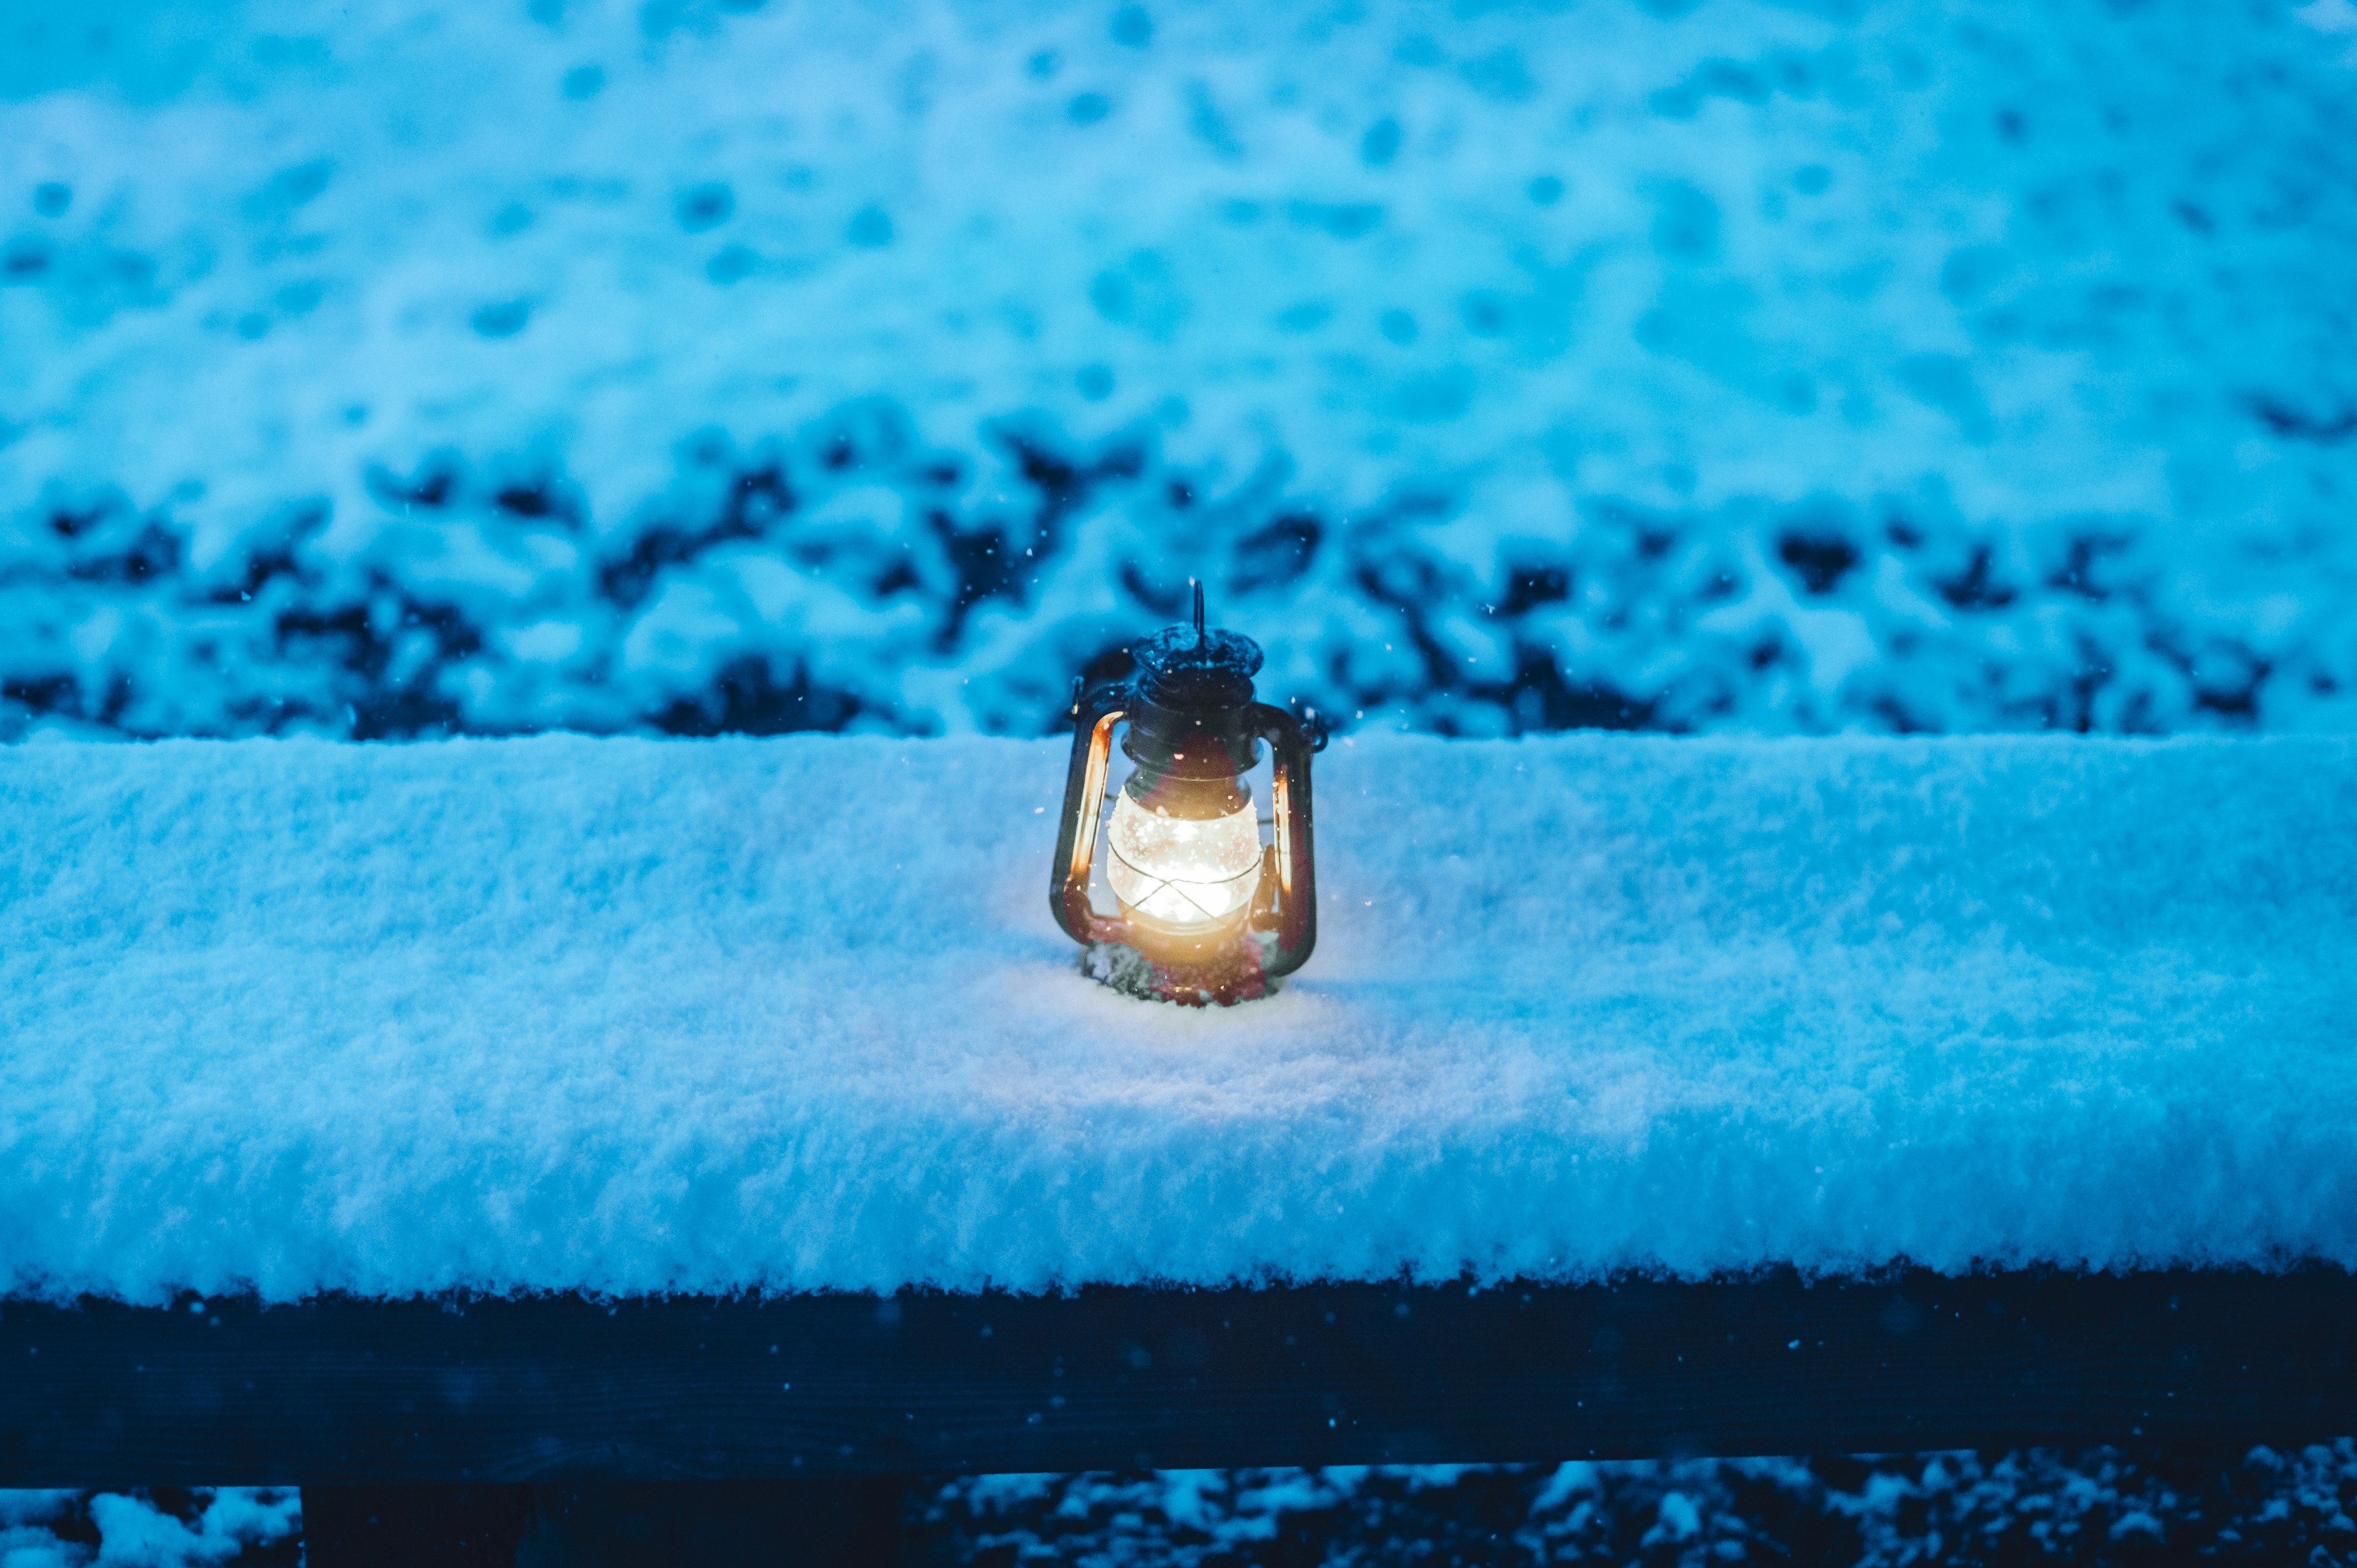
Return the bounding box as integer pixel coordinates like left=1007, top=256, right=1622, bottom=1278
left=1104, top=792, right=1263, bottom=930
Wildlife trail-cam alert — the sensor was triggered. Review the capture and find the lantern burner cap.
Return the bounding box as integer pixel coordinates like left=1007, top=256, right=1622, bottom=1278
left=1132, top=623, right=1263, bottom=712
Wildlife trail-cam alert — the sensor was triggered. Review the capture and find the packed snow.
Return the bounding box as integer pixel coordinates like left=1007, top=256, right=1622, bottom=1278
left=2, top=731, right=2350, bottom=1303
left=4, top=0, right=2356, bottom=741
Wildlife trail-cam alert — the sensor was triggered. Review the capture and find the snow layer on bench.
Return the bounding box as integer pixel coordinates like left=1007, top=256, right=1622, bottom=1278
left=1, top=733, right=2351, bottom=1303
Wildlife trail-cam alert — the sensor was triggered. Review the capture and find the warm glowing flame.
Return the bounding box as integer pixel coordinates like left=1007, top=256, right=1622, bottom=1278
left=1105, top=792, right=1263, bottom=929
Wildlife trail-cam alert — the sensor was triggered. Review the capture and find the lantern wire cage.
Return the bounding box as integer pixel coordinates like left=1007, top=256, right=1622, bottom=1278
left=1076, top=743, right=1288, bottom=1006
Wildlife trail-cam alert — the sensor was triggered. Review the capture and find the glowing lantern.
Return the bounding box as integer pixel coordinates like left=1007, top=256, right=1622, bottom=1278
left=1050, top=586, right=1321, bottom=1005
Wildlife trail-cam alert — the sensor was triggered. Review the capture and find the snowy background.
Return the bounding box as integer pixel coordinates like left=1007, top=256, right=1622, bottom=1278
left=5, top=0, right=2355, bottom=742
left=6, top=0, right=2356, bottom=1560
left=8, top=1451, right=2357, bottom=1566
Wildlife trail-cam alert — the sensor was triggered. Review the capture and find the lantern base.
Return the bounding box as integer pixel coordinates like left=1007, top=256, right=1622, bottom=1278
left=1080, top=932, right=1277, bottom=1008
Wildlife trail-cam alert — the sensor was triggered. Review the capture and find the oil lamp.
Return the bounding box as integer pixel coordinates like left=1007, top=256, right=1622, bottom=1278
left=1049, top=585, right=1321, bottom=1005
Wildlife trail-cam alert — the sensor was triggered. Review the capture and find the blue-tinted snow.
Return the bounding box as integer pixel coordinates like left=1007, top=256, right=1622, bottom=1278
left=0, top=1487, right=300, bottom=1567
left=926, top=1446, right=2357, bottom=1563
left=4, top=1, right=2356, bottom=740
left=3, top=732, right=2350, bottom=1302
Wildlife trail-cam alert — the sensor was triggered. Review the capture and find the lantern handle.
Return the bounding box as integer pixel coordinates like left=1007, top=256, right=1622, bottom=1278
left=1294, top=701, right=1331, bottom=754
left=1247, top=702, right=1318, bottom=978
left=1049, top=686, right=1129, bottom=946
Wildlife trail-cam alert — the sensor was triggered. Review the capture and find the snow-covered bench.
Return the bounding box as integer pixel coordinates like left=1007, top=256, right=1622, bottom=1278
left=4, top=735, right=2354, bottom=1515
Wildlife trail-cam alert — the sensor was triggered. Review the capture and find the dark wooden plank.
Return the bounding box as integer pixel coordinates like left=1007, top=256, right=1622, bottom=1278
left=3, top=1268, right=2353, bottom=1486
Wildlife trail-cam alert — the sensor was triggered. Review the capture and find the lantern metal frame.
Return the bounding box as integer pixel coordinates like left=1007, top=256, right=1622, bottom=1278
left=1049, top=589, right=1320, bottom=1003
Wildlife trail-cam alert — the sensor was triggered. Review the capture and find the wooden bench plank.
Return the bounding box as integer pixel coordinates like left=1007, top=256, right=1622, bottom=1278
left=4, top=1268, right=2353, bottom=1486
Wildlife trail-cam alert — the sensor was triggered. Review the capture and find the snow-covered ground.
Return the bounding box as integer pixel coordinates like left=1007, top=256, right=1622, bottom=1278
left=4, top=0, right=2355, bottom=741
left=0, top=1488, right=298, bottom=1568
left=6, top=1448, right=2357, bottom=1566
left=927, top=1447, right=2357, bottom=1564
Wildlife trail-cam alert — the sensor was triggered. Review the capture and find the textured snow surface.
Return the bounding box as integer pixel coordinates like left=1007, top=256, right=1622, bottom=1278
left=6, top=0, right=2357, bottom=740
left=2, top=732, right=2351, bottom=1303
left=0, top=1486, right=300, bottom=1568
left=10, top=1445, right=2357, bottom=1566
left=929, top=1444, right=2357, bottom=1566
